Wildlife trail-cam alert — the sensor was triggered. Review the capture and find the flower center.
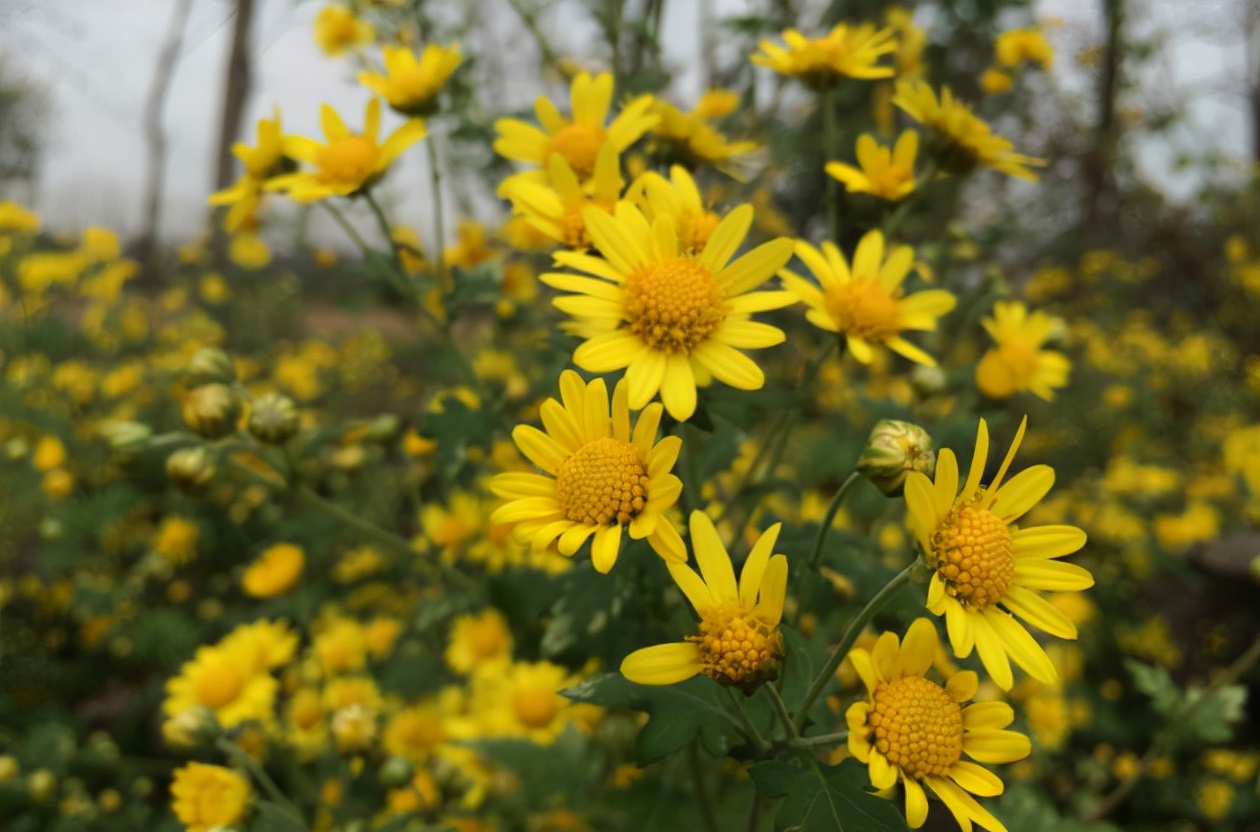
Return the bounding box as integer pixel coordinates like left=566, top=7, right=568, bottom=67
left=195, top=659, right=245, bottom=710
left=547, top=124, right=606, bottom=178
left=470, top=621, right=508, bottom=658
left=929, top=500, right=1016, bottom=609
left=554, top=437, right=649, bottom=526
left=687, top=601, right=782, bottom=691
left=317, top=136, right=378, bottom=185
left=825, top=278, right=902, bottom=342
left=624, top=256, right=727, bottom=354
left=513, top=687, right=560, bottom=729
left=868, top=675, right=964, bottom=778
left=872, top=165, right=913, bottom=196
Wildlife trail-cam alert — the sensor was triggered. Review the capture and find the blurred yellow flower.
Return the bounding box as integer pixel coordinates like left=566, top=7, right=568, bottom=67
left=242, top=543, right=305, bottom=598
left=996, top=29, right=1054, bottom=70
left=826, top=131, right=919, bottom=201
left=647, top=97, right=756, bottom=169
left=751, top=23, right=897, bottom=86
left=0, top=201, right=40, bottom=233
left=170, top=763, right=251, bottom=832
left=464, top=660, right=589, bottom=744
left=446, top=608, right=514, bottom=674
left=980, top=69, right=1014, bottom=94
left=314, top=4, right=374, bottom=57
left=358, top=44, right=462, bottom=115
left=155, top=516, right=199, bottom=565
left=208, top=111, right=287, bottom=231
left=229, top=233, right=271, bottom=269
left=974, top=301, right=1071, bottom=401
left=32, top=436, right=66, bottom=472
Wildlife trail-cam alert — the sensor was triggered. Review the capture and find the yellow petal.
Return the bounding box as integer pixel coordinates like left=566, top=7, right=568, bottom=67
left=1013, top=560, right=1095, bottom=592
left=739, top=523, right=782, bottom=608
left=971, top=615, right=1013, bottom=691
left=962, top=730, right=1031, bottom=765
left=1002, top=586, right=1077, bottom=640
left=903, top=776, right=929, bottom=828
left=620, top=642, right=702, bottom=685
left=962, top=701, right=1014, bottom=730
left=689, top=510, right=738, bottom=601
left=753, top=555, right=788, bottom=627
left=868, top=750, right=898, bottom=790
left=990, top=465, right=1053, bottom=522
left=899, top=618, right=939, bottom=677
left=945, top=670, right=979, bottom=703
left=591, top=524, right=623, bottom=574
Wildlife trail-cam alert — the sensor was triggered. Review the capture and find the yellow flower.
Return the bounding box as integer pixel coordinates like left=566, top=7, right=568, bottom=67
left=980, top=69, right=1013, bottom=94
left=464, top=660, right=589, bottom=744
left=0, top=201, right=40, bottom=233
left=286, top=688, right=327, bottom=758
left=542, top=202, right=794, bottom=420
left=155, top=516, right=199, bottom=565
left=445, top=608, right=514, bottom=674
left=32, top=436, right=66, bottom=472
left=647, top=97, right=756, bottom=169
left=313, top=617, right=368, bottom=676
left=358, top=43, right=462, bottom=115
left=208, top=112, right=288, bottom=231
left=974, top=301, right=1070, bottom=401
left=995, top=29, right=1054, bottom=70
left=894, top=80, right=1043, bottom=180
left=780, top=230, right=955, bottom=366
left=846, top=619, right=1031, bottom=831
left=229, top=233, right=271, bottom=269
left=751, top=23, right=898, bottom=86
left=383, top=701, right=450, bottom=762
left=502, top=144, right=622, bottom=248
left=494, top=72, right=657, bottom=181
left=170, top=762, right=251, bottom=832
left=164, top=643, right=277, bottom=728
left=627, top=165, right=720, bottom=254
left=266, top=98, right=426, bottom=202
left=903, top=417, right=1094, bottom=690
left=314, top=4, right=374, bottom=57
left=444, top=219, right=495, bottom=269
left=489, top=370, right=686, bottom=573
left=621, top=511, right=787, bottom=691
left=826, top=131, right=919, bottom=201
left=1223, top=425, right=1260, bottom=495
left=242, top=543, right=305, bottom=598
left=81, top=227, right=120, bottom=262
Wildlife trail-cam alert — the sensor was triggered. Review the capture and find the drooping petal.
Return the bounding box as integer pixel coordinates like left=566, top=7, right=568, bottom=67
left=971, top=614, right=1014, bottom=690
left=620, top=642, right=702, bottom=685
left=903, top=775, right=929, bottom=828
left=1002, top=586, right=1078, bottom=640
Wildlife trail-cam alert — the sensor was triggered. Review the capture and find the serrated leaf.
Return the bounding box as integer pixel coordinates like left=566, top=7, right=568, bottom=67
left=1124, top=659, right=1180, bottom=716
left=749, top=757, right=807, bottom=799
left=775, top=760, right=908, bottom=832
left=1179, top=684, right=1247, bottom=743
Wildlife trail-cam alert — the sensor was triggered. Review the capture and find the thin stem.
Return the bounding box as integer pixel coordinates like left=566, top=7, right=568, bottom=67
left=790, top=730, right=849, bottom=750
left=363, top=190, right=407, bottom=278
left=881, top=160, right=937, bottom=240
left=725, top=687, right=770, bottom=753
left=217, top=738, right=308, bottom=830
left=424, top=137, right=451, bottom=294
left=688, top=740, right=721, bottom=832
left=765, top=683, right=799, bottom=740
left=321, top=201, right=372, bottom=257
left=822, top=88, right=839, bottom=240
left=794, top=564, right=916, bottom=732
left=807, top=471, right=861, bottom=571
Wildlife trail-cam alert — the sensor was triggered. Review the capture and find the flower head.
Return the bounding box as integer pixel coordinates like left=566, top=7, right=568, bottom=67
left=266, top=98, right=425, bottom=202
left=542, top=202, right=795, bottom=420
left=826, top=131, right=920, bottom=201
left=489, top=370, right=686, bottom=572
left=621, top=511, right=787, bottom=692
left=170, top=762, right=251, bottom=832
left=780, top=230, right=956, bottom=366
left=974, top=301, right=1070, bottom=400
left=314, top=4, right=374, bottom=57
left=846, top=618, right=1031, bottom=831
left=751, top=23, right=898, bottom=87
left=242, top=543, right=305, bottom=598
left=646, top=97, right=756, bottom=169
left=358, top=44, right=462, bottom=116
left=996, top=29, right=1054, bottom=70
left=903, top=417, right=1094, bottom=690
left=628, top=165, right=721, bottom=254
left=501, top=144, right=623, bottom=249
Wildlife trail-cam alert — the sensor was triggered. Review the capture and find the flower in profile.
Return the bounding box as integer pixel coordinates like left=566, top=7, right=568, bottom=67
left=501, top=144, right=622, bottom=249
left=358, top=44, right=462, bottom=116
left=893, top=81, right=1043, bottom=181
left=846, top=618, right=1031, bottom=831
left=494, top=72, right=656, bottom=181
left=995, top=29, right=1054, bottom=70
left=780, top=230, right=956, bottom=366
left=208, top=111, right=290, bottom=231
left=265, top=98, right=426, bottom=202
left=826, top=131, right=920, bottom=201
left=542, top=202, right=795, bottom=420
left=242, top=543, right=305, bottom=598
left=646, top=95, right=756, bottom=170
left=314, top=4, right=374, bottom=57
left=621, top=511, right=787, bottom=691
left=751, top=23, right=898, bottom=87
left=903, top=417, right=1094, bottom=690
left=974, top=301, right=1070, bottom=401
left=170, top=762, right=251, bottom=832
left=627, top=165, right=720, bottom=254
left=489, top=370, right=686, bottom=573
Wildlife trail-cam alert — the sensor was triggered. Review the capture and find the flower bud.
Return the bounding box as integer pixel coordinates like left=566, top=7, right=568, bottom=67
left=0, top=755, right=18, bottom=784
left=182, top=384, right=242, bottom=439
left=98, top=421, right=152, bottom=456
left=28, top=768, right=57, bottom=802
left=161, top=706, right=220, bottom=749
left=166, top=446, right=216, bottom=495
left=248, top=393, right=300, bottom=444
left=365, top=414, right=401, bottom=443
left=377, top=756, right=414, bottom=788
left=857, top=420, right=935, bottom=496
left=187, top=347, right=236, bottom=386
left=331, top=705, right=377, bottom=754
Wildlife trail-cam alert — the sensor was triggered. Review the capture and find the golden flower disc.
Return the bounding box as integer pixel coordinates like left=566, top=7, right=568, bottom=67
left=317, top=136, right=377, bottom=182
left=625, top=256, right=727, bottom=354
left=825, top=278, right=901, bottom=341
left=513, top=687, right=560, bottom=729
left=869, top=675, right=964, bottom=778
left=554, top=437, right=649, bottom=526
left=195, top=659, right=245, bottom=709
left=548, top=124, right=606, bottom=177
left=930, top=502, right=1016, bottom=609
left=687, top=601, right=782, bottom=690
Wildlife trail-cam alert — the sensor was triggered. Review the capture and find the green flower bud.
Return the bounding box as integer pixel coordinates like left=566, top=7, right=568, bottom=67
left=161, top=706, right=220, bottom=750
left=857, top=419, right=935, bottom=496
left=365, top=414, right=401, bottom=443
left=187, top=347, right=236, bottom=386
left=248, top=392, right=300, bottom=444
left=98, top=421, right=152, bottom=456
left=182, top=384, right=242, bottom=439
left=166, top=446, right=216, bottom=495
left=377, top=756, right=414, bottom=788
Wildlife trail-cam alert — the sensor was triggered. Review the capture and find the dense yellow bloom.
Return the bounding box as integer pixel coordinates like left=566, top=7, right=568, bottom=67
left=170, top=762, right=251, bottom=832
left=996, top=29, right=1054, bottom=70
left=781, top=231, right=955, bottom=366
left=627, top=165, right=720, bottom=254
left=647, top=96, right=756, bottom=168
left=18, top=251, right=88, bottom=293
left=489, top=371, right=685, bottom=573
left=751, top=23, right=897, bottom=86
left=502, top=144, right=622, bottom=248
left=358, top=44, right=461, bottom=116
left=266, top=98, right=426, bottom=202
left=242, top=543, right=305, bottom=598
left=314, top=4, right=374, bottom=57
left=621, top=511, right=787, bottom=691
left=445, top=608, right=514, bottom=674
left=542, top=202, right=795, bottom=420
left=384, top=700, right=451, bottom=762
left=846, top=619, right=1031, bottom=831
left=904, top=418, right=1094, bottom=690
left=826, top=131, right=919, bottom=201
left=285, top=688, right=327, bottom=758
left=974, top=301, right=1070, bottom=400
left=1223, top=425, right=1260, bottom=495
left=494, top=72, right=656, bottom=181
left=894, top=81, right=1043, bottom=180
left=313, top=616, right=368, bottom=676
left=0, top=201, right=40, bottom=233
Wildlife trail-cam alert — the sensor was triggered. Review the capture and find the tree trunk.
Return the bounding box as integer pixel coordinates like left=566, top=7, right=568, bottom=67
left=213, top=0, right=256, bottom=193
left=1085, top=0, right=1124, bottom=238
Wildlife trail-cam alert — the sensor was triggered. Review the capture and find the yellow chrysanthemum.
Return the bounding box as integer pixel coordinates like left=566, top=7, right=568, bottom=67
left=445, top=608, right=514, bottom=674
left=502, top=145, right=622, bottom=249
left=463, top=660, right=590, bottom=745
left=358, top=43, right=462, bottom=115
left=893, top=80, right=1043, bottom=181
left=995, top=29, right=1054, bottom=70
left=825, top=131, right=919, bottom=201
left=266, top=98, right=426, bottom=202
left=974, top=301, right=1070, bottom=401
left=163, top=643, right=277, bottom=728
left=780, top=230, right=955, bottom=366
left=846, top=619, right=1031, bottom=831
left=494, top=72, right=657, bottom=181
left=627, top=165, right=721, bottom=254
left=241, top=543, right=305, bottom=598
left=489, top=370, right=685, bottom=573
left=208, top=112, right=289, bottom=232
left=751, top=23, right=898, bottom=86
left=542, top=202, right=795, bottom=420
left=383, top=700, right=451, bottom=762
left=621, top=511, right=787, bottom=691
left=170, top=762, right=251, bottom=832
left=647, top=97, right=756, bottom=169
left=903, top=417, right=1094, bottom=690
left=314, top=4, right=374, bottom=57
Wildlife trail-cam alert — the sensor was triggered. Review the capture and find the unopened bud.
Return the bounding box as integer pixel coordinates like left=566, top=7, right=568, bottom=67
left=99, top=421, right=152, bottom=456
left=182, top=384, right=242, bottom=439
left=377, top=756, right=413, bottom=788
left=166, top=446, right=216, bottom=495
left=161, top=706, right=220, bottom=749
left=248, top=393, right=300, bottom=444
left=187, top=348, right=236, bottom=386
left=27, top=769, right=57, bottom=802
left=857, top=420, right=935, bottom=496
left=909, top=364, right=948, bottom=396
left=365, top=414, right=401, bottom=443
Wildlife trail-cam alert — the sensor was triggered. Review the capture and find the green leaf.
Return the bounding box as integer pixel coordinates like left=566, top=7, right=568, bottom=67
left=775, top=760, right=907, bottom=832
left=254, top=802, right=309, bottom=832
left=1179, top=684, right=1247, bottom=743
left=749, top=757, right=807, bottom=800
left=1124, top=659, right=1181, bottom=716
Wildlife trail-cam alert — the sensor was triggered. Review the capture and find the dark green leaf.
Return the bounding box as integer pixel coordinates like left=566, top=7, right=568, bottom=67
left=775, top=760, right=907, bottom=832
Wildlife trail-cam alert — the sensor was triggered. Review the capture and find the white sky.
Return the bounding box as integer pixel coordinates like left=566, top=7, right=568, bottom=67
left=0, top=0, right=1252, bottom=247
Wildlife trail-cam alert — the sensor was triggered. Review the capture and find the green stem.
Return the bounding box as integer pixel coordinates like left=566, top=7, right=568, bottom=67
left=765, top=682, right=799, bottom=740
left=794, top=564, right=916, bottom=732
left=807, top=471, right=861, bottom=571
left=822, top=88, right=839, bottom=241
left=363, top=190, right=406, bottom=277
left=217, top=738, right=308, bottom=830
left=881, top=160, right=937, bottom=240
left=725, top=687, right=770, bottom=754
left=321, top=201, right=372, bottom=257
left=688, top=740, right=721, bottom=832
left=790, top=730, right=848, bottom=750
left=423, top=137, right=451, bottom=294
